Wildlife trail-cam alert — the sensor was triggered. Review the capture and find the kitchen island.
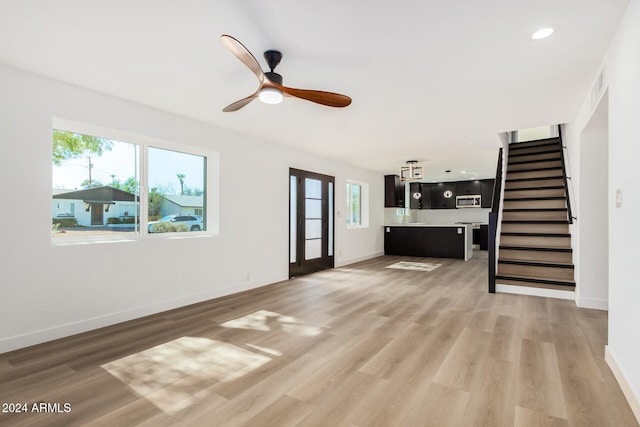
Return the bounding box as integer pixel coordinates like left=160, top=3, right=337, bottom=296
left=384, top=223, right=473, bottom=260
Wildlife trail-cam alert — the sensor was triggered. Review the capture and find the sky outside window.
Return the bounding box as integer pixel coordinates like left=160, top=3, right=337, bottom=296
left=52, top=139, right=204, bottom=194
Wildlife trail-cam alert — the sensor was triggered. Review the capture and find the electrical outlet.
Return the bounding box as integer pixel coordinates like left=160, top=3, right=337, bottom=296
left=616, top=189, right=622, bottom=208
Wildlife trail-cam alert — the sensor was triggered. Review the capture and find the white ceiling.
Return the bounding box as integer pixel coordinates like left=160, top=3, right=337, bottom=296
left=0, top=0, right=629, bottom=182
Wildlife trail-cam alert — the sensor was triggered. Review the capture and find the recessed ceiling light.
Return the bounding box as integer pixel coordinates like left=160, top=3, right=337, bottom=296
left=532, top=27, right=554, bottom=40
left=461, top=171, right=467, bottom=174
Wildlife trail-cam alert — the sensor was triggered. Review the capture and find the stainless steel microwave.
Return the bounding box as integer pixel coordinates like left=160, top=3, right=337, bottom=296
left=456, top=195, right=481, bottom=208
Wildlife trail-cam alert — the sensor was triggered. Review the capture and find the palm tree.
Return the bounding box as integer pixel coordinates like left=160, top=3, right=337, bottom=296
left=177, top=174, right=186, bottom=195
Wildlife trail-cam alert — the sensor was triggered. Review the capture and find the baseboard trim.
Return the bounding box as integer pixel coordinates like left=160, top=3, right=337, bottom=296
left=335, top=251, right=384, bottom=268
left=605, top=346, right=640, bottom=424
left=576, top=296, right=608, bottom=311
left=495, top=283, right=575, bottom=300
left=0, top=274, right=286, bottom=354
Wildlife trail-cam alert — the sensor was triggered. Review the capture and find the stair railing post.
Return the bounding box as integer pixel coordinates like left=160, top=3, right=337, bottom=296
left=558, top=126, right=576, bottom=224
left=488, top=212, right=497, bottom=293
left=488, top=147, right=504, bottom=294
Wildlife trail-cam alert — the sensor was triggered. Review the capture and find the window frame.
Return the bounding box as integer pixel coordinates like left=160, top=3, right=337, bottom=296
left=346, top=179, right=369, bottom=229
left=51, top=117, right=219, bottom=245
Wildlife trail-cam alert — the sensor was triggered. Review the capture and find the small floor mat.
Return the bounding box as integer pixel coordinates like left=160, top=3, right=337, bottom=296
left=385, top=261, right=442, bottom=272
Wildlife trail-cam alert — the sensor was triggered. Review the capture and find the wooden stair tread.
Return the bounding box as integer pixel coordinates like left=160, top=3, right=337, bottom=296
left=509, top=149, right=561, bottom=158
left=501, top=220, right=569, bottom=224
left=503, top=208, right=567, bottom=212
left=509, top=137, right=560, bottom=146
left=501, top=232, right=570, bottom=237
left=495, top=274, right=576, bottom=287
left=507, top=166, right=564, bottom=173
left=508, top=158, right=561, bottom=166
left=504, top=186, right=565, bottom=191
left=499, top=245, right=573, bottom=252
left=504, top=196, right=566, bottom=201
left=510, top=142, right=560, bottom=149
left=498, top=259, right=574, bottom=268
left=506, top=176, right=564, bottom=182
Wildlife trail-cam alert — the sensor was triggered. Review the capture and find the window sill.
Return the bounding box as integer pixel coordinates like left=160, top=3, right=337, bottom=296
left=51, top=231, right=218, bottom=246
left=346, top=224, right=369, bottom=230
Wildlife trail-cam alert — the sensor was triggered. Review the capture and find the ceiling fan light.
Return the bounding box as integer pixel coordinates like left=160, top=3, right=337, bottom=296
left=259, top=87, right=283, bottom=104
left=532, top=27, right=554, bottom=40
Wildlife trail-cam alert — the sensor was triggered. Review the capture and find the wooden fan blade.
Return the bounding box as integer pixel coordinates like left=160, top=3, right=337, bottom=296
left=221, top=34, right=265, bottom=83
left=276, top=84, right=352, bottom=108
left=222, top=92, right=259, bottom=112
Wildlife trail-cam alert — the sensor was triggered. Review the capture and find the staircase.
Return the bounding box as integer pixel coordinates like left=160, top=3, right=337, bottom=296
left=496, top=137, right=575, bottom=291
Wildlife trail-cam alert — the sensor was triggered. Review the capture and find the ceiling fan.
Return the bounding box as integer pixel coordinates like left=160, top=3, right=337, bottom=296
left=220, top=34, right=352, bottom=112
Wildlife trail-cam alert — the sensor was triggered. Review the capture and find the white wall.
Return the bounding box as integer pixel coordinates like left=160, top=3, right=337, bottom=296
left=578, top=93, right=609, bottom=310
left=564, top=0, right=640, bottom=418
left=416, top=208, right=491, bottom=225
left=0, top=64, right=384, bottom=353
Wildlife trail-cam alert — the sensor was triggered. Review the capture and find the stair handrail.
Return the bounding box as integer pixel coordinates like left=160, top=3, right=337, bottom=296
left=557, top=126, right=577, bottom=223
left=488, top=147, right=504, bottom=293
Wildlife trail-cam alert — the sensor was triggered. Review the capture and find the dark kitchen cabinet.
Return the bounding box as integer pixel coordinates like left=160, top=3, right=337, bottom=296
left=409, top=182, right=421, bottom=209
left=479, top=224, right=488, bottom=250
left=481, top=179, right=495, bottom=208
left=472, top=226, right=489, bottom=250
left=430, top=182, right=456, bottom=209
left=456, top=180, right=482, bottom=195
left=384, top=175, right=405, bottom=207
left=384, top=226, right=466, bottom=259
left=409, top=182, right=431, bottom=209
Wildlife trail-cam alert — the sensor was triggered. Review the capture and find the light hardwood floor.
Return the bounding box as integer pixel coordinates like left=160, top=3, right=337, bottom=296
left=0, top=252, right=637, bottom=426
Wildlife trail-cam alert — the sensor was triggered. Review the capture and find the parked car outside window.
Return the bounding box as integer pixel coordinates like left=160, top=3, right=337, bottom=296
left=148, top=214, right=203, bottom=233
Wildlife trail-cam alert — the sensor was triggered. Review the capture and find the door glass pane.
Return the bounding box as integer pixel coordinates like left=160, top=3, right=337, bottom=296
left=305, top=199, right=321, bottom=219
left=290, top=175, right=297, bottom=263
left=305, top=178, right=321, bottom=199
left=305, top=239, right=322, bottom=260
left=328, top=182, right=333, bottom=256
left=304, top=177, right=323, bottom=261
left=305, top=219, right=322, bottom=239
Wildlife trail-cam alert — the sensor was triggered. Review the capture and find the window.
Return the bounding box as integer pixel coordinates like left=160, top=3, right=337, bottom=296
left=147, top=147, right=206, bottom=234
left=346, top=180, right=369, bottom=228
left=51, top=118, right=217, bottom=242
left=52, top=130, right=139, bottom=237
left=54, top=200, right=75, bottom=217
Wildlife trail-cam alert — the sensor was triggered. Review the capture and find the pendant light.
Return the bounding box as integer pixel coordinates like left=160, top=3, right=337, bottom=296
left=400, top=160, right=423, bottom=181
